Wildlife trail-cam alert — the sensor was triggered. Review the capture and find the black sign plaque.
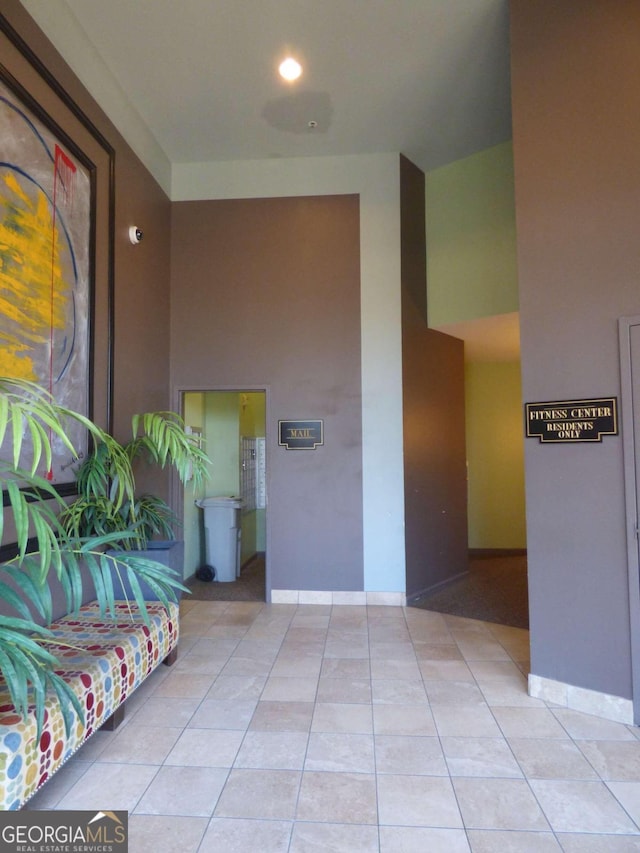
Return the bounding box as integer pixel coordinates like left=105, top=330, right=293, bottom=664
left=525, top=397, right=618, bottom=443
left=279, top=419, right=324, bottom=450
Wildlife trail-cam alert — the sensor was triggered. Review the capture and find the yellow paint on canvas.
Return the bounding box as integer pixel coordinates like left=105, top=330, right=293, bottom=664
left=0, top=171, right=70, bottom=380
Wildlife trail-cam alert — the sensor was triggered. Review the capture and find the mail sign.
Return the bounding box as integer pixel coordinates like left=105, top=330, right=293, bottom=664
left=278, top=420, right=324, bottom=450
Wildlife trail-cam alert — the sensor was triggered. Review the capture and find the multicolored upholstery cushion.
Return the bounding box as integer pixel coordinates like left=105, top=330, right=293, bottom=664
left=0, top=599, right=179, bottom=811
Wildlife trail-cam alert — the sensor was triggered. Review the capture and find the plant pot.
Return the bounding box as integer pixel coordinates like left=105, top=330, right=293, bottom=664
left=106, top=540, right=185, bottom=601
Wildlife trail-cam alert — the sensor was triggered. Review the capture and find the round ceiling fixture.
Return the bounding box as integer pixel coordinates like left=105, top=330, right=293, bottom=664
left=279, top=57, right=302, bottom=81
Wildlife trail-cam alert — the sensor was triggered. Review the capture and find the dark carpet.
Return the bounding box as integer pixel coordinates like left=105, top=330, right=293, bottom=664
left=187, top=553, right=266, bottom=602
left=409, top=554, right=529, bottom=630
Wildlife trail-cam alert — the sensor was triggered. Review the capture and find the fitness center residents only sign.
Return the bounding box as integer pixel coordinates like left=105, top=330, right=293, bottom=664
left=525, top=397, right=618, bottom=443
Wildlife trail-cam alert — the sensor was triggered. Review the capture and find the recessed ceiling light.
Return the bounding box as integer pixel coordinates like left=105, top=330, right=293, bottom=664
left=279, top=57, right=302, bottom=81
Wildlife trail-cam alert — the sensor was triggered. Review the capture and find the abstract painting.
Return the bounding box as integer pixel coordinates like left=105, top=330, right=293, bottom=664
left=0, top=77, right=92, bottom=484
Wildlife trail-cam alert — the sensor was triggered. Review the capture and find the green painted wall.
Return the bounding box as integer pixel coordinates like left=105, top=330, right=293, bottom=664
left=465, top=361, right=526, bottom=549
left=204, top=393, right=241, bottom=496
left=426, top=142, right=519, bottom=326
left=182, top=392, right=205, bottom=578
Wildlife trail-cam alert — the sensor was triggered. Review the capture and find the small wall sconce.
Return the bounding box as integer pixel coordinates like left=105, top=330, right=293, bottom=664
left=128, top=225, right=143, bottom=245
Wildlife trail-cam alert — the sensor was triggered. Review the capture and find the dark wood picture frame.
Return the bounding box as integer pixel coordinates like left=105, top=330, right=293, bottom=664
left=0, top=12, right=115, bottom=558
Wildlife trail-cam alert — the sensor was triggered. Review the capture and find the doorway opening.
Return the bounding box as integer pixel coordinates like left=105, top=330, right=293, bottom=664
left=181, top=389, right=267, bottom=602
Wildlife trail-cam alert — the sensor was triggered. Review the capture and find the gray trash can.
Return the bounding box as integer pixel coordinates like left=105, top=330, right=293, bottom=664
left=195, top=496, right=243, bottom=582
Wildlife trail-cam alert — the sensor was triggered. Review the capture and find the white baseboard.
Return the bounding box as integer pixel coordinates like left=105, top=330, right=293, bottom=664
left=529, top=673, right=634, bottom=725
left=270, top=589, right=406, bottom=606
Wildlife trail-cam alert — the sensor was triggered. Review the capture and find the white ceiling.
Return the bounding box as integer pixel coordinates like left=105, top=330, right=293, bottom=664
left=21, top=0, right=517, bottom=360
left=22, top=0, right=511, bottom=173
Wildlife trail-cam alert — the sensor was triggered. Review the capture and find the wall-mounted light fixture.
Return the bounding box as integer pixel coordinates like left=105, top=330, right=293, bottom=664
left=128, top=225, right=143, bottom=245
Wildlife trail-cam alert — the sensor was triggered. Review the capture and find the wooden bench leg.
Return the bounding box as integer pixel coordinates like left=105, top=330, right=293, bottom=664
left=163, top=648, right=178, bottom=667
left=100, top=703, right=126, bottom=731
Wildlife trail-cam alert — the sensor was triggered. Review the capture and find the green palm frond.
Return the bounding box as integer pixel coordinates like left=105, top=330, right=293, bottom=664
left=0, top=616, right=84, bottom=737
left=131, top=411, right=210, bottom=488
left=0, top=377, right=207, bottom=734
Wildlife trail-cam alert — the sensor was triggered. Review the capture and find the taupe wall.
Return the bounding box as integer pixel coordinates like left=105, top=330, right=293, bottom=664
left=170, top=195, right=364, bottom=593
left=2, top=3, right=172, bottom=505
left=511, top=0, right=640, bottom=699
left=401, top=160, right=467, bottom=598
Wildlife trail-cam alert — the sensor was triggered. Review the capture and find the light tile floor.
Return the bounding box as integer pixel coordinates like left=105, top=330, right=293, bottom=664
left=26, top=599, right=640, bottom=852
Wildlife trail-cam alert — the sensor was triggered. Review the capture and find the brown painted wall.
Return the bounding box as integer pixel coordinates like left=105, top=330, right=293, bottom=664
left=400, top=160, right=467, bottom=598
left=170, top=195, right=364, bottom=592
left=511, top=0, right=640, bottom=698
left=1, top=2, right=172, bottom=499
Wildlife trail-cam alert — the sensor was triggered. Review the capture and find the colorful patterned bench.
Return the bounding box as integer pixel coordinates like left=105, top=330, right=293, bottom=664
left=0, top=599, right=179, bottom=810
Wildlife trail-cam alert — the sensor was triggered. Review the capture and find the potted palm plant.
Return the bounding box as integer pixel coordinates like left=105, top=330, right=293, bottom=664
left=0, top=376, right=205, bottom=731
left=59, top=410, right=210, bottom=598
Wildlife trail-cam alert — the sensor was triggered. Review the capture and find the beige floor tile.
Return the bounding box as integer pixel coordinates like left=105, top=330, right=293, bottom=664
left=419, top=659, right=475, bottom=681
left=530, top=778, right=639, bottom=833
left=214, top=768, right=301, bottom=820
left=128, top=815, right=208, bottom=853
left=372, top=678, right=427, bottom=704
left=134, top=765, right=228, bottom=816
left=305, top=732, right=375, bottom=773
left=607, top=781, right=640, bottom=827
left=297, top=770, right=378, bottom=823
left=128, top=695, right=199, bottom=727
left=57, top=762, right=158, bottom=811
left=324, top=638, right=370, bottom=659
left=369, top=641, right=416, bottom=660
left=441, top=736, right=523, bottom=778
left=249, top=700, right=315, bottom=732
left=466, top=829, right=562, bottom=851
left=99, top=725, right=182, bottom=764
left=468, top=660, right=528, bottom=681
left=578, top=740, right=640, bottom=780
left=220, top=655, right=273, bottom=676
left=425, top=680, right=486, bottom=706
left=165, top=727, right=244, bottom=767
left=188, top=636, right=240, bottom=657
left=375, top=734, right=447, bottom=775
left=551, top=708, right=638, bottom=741
left=152, top=672, right=217, bottom=699
left=261, top=675, right=319, bottom=701
left=454, top=639, right=513, bottom=662
left=69, top=729, right=116, bottom=761
left=379, top=826, right=471, bottom=853
left=234, top=730, right=309, bottom=770
left=377, top=773, right=463, bottom=827
left=290, top=821, right=379, bottom=852
left=188, top=698, right=257, bottom=730
left=271, top=654, right=323, bottom=678
left=453, top=777, right=549, bottom=831
left=559, top=834, right=640, bottom=851
left=373, top=702, right=437, bottom=736
left=370, top=657, right=421, bottom=679
left=205, top=674, right=267, bottom=700
left=508, top=737, right=600, bottom=780
left=320, top=657, right=371, bottom=678
left=479, top=677, right=544, bottom=707
left=316, top=677, right=372, bottom=704
left=173, top=653, right=226, bottom=675
left=413, top=643, right=463, bottom=661
left=24, top=760, right=91, bottom=809
left=492, top=707, right=570, bottom=739
left=311, top=701, right=374, bottom=734
left=431, top=703, right=502, bottom=737
left=199, top=817, right=292, bottom=853
left=36, top=602, right=640, bottom=842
